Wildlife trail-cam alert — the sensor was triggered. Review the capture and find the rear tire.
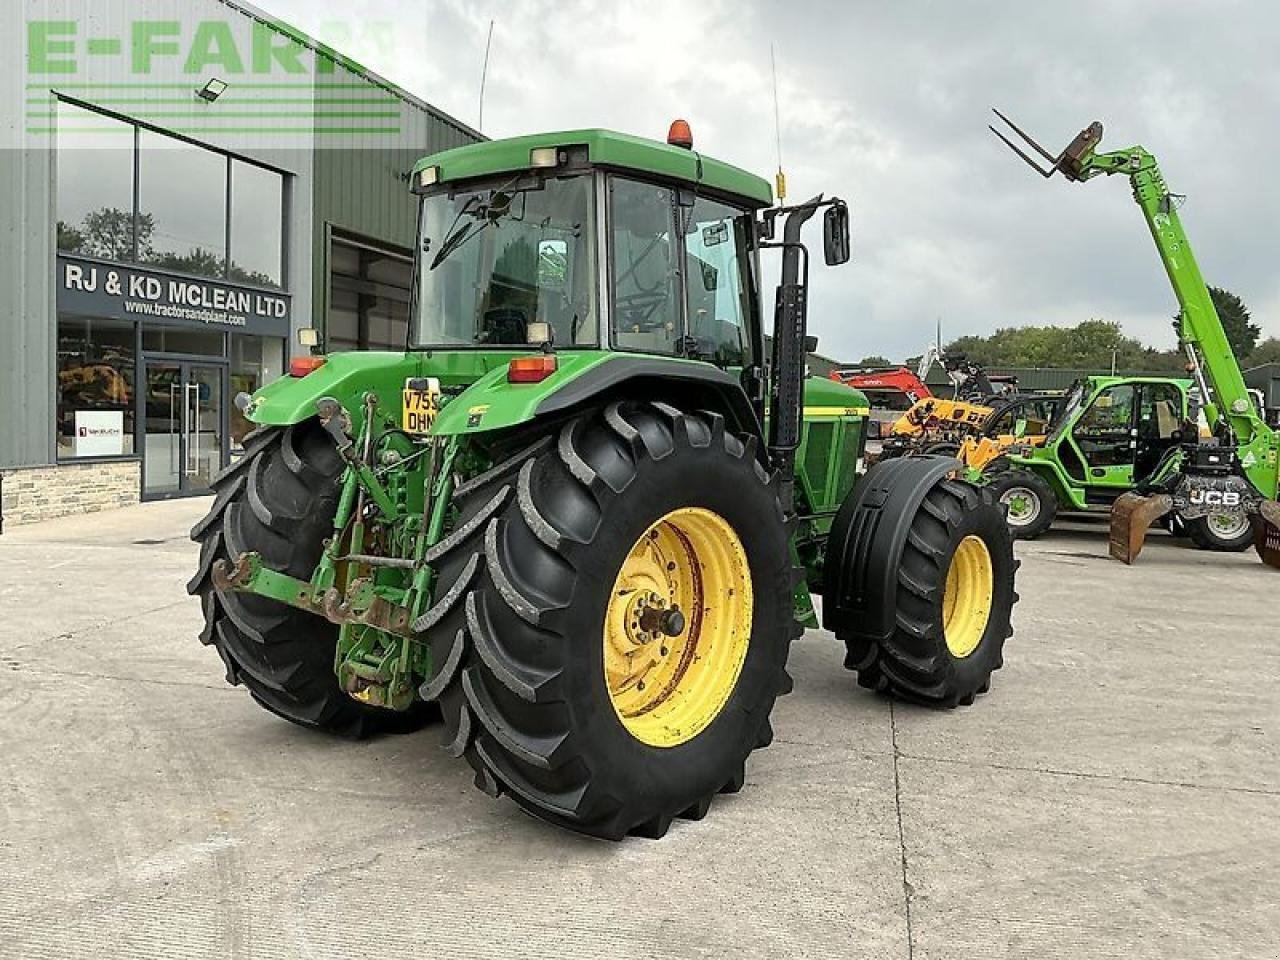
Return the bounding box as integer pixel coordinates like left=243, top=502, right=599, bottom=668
left=987, top=469, right=1056, bottom=539
left=187, top=420, right=434, bottom=737
left=842, top=480, right=1016, bottom=707
left=419, top=401, right=795, bottom=840
left=922, top=441, right=961, bottom=457
left=1186, top=513, right=1254, bottom=552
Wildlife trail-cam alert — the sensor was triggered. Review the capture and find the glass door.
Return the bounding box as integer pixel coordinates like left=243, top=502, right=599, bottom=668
left=142, top=358, right=226, bottom=498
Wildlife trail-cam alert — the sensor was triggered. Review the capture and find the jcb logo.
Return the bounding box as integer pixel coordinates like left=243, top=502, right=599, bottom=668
left=1189, top=489, right=1241, bottom=507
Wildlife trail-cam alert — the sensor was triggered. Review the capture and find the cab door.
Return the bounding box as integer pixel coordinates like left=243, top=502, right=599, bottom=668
left=1064, top=382, right=1138, bottom=495
left=1133, top=381, right=1185, bottom=480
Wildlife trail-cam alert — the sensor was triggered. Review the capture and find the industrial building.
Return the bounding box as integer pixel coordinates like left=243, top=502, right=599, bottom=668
left=1, top=0, right=479, bottom=525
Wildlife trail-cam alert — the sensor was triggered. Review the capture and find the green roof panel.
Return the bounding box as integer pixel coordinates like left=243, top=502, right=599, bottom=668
left=412, top=128, right=773, bottom=207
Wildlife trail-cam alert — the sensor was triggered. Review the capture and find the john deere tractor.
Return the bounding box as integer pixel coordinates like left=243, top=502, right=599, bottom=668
left=189, top=123, right=1017, bottom=839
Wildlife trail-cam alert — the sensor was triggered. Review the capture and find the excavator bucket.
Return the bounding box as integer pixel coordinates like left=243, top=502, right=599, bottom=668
left=1255, top=500, right=1280, bottom=569
left=1109, top=491, right=1174, bottom=564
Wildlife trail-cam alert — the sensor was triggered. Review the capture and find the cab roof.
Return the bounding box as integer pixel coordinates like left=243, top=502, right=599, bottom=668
left=411, top=128, right=774, bottom=208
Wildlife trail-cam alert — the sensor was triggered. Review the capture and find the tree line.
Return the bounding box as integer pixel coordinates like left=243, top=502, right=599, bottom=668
left=854, top=287, right=1279, bottom=372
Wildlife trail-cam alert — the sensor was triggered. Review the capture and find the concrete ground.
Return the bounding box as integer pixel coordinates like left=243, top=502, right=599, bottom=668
left=1, top=500, right=1277, bottom=960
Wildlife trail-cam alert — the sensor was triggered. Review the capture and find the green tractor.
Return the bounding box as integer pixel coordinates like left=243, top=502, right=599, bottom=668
left=189, top=123, right=1017, bottom=839
left=974, top=373, right=1255, bottom=550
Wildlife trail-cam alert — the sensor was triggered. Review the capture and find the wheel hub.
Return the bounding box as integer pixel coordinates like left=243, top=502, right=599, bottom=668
left=941, top=534, right=994, bottom=659
left=1000, top=487, right=1039, bottom=525
left=604, top=507, right=752, bottom=747
left=1208, top=512, right=1250, bottom=539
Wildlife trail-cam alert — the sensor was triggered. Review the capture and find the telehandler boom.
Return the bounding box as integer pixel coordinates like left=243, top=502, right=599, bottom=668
left=990, top=111, right=1280, bottom=565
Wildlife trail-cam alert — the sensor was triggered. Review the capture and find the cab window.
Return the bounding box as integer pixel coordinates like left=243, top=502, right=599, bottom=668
left=682, top=197, right=752, bottom=367
left=1073, top=384, right=1135, bottom=467
left=609, top=177, right=680, bottom=354
left=1137, top=382, right=1183, bottom=440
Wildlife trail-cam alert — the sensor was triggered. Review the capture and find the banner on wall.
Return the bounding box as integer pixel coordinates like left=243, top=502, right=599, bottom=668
left=56, top=255, right=291, bottom=339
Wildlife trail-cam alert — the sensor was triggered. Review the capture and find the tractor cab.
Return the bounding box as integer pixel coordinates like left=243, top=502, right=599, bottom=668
left=409, top=128, right=771, bottom=383
left=407, top=126, right=866, bottom=530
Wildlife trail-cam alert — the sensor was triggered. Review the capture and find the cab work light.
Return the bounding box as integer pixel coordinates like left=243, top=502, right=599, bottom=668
left=529, top=147, right=561, bottom=168
left=417, top=165, right=440, bottom=189
left=507, top=355, right=558, bottom=383
left=289, top=356, right=327, bottom=378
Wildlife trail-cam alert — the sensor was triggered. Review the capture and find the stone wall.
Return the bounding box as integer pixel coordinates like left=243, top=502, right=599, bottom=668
left=0, top=460, right=140, bottom=528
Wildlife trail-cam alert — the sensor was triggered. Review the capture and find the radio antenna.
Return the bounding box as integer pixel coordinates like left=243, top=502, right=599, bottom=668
left=478, top=19, right=495, bottom=132
left=770, top=44, right=786, bottom=201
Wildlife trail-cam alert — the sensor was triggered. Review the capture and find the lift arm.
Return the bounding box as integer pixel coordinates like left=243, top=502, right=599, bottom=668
left=990, top=111, right=1279, bottom=500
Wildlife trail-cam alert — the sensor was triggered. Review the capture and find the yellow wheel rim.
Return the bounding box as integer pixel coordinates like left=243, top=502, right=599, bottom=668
left=941, top=535, right=994, bottom=659
left=604, top=507, right=752, bottom=748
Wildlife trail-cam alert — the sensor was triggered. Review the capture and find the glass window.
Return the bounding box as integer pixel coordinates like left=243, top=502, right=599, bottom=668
left=138, top=129, right=228, bottom=278
left=414, top=174, right=598, bottom=348
left=56, top=101, right=136, bottom=260
left=609, top=177, right=680, bottom=354
left=1137, top=382, right=1183, bottom=440
left=230, top=336, right=284, bottom=450
left=1073, top=383, right=1135, bottom=467
left=229, top=160, right=284, bottom=287
left=142, top=327, right=225, bottom=356
left=328, top=235, right=413, bottom=352
left=56, top=317, right=136, bottom=459
left=682, top=196, right=752, bottom=367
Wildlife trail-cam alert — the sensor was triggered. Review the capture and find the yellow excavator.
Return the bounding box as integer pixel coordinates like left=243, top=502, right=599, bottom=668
left=878, top=354, right=1057, bottom=463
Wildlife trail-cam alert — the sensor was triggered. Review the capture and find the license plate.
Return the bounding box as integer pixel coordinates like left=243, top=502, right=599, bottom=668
left=402, top=378, right=441, bottom=435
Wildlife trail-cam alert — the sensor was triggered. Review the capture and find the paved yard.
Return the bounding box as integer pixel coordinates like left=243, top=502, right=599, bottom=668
left=1, top=500, right=1277, bottom=959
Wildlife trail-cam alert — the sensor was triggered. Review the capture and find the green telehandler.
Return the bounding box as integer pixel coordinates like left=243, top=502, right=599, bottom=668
left=967, top=374, right=1259, bottom=549
left=989, top=111, right=1280, bottom=565
left=189, top=123, right=1018, bottom=839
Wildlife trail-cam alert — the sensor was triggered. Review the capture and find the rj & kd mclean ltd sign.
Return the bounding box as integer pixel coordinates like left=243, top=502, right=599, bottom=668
left=56, top=255, right=291, bottom=338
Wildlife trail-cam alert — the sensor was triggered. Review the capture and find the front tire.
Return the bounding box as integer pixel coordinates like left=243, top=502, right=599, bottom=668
left=419, top=401, right=795, bottom=840
left=1186, top=512, right=1254, bottom=552
left=987, top=469, right=1057, bottom=539
left=187, top=420, right=433, bottom=737
left=841, top=480, right=1017, bottom=707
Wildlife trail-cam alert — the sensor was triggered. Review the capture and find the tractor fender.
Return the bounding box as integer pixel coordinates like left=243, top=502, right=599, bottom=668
left=432, top=353, right=763, bottom=438
left=245, top=351, right=424, bottom=430
left=821, top=455, right=960, bottom=641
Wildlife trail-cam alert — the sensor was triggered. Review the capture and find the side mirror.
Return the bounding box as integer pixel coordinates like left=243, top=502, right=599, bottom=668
left=823, top=201, right=850, bottom=266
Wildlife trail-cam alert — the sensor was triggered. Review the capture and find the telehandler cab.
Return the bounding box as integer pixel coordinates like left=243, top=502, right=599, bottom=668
left=990, top=111, right=1280, bottom=565
left=189, top=123, right=1017, bottom=839
left=967, top=375, right=1243, bottom=544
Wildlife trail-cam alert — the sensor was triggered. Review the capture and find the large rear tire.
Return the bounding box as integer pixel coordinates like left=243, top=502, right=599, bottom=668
left=187, top=420, right=434, bottom=737
left=842, top=480, right=1016, bottom=707
left=419, top=401, right=795, bottom=839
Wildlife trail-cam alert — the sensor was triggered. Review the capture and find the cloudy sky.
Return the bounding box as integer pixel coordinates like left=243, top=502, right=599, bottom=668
left=272, top=0, right=1280, bottom=362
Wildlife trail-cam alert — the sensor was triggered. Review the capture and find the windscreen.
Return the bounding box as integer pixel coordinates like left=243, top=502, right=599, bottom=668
left=413, top=174, right=598, bottom=348
left=1048, top=381, right=1087, bottom=441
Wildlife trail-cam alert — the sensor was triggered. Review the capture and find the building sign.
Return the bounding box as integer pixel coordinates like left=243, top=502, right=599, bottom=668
left=56, top=255, right=291, bottom=338
left=74, top=411, right=125, bottom=457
